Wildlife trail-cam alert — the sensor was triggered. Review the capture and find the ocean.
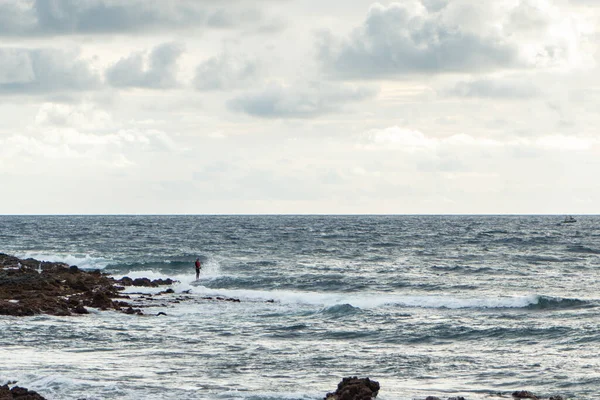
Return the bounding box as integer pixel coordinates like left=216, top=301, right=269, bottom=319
left=0, top=215, right=599, bottom=400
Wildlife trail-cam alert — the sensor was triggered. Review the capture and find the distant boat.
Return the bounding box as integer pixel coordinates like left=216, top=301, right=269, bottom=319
left=563, top=216, right=577, bottom=223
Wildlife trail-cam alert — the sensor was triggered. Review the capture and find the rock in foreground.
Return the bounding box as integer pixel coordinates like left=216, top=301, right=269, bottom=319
left=0, top=384, right=46, bottom=399
left=324, top=377, right=380, bottom=400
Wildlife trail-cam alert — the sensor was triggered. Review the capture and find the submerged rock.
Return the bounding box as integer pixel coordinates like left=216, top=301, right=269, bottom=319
left=324, top=377, right=380, bottom=400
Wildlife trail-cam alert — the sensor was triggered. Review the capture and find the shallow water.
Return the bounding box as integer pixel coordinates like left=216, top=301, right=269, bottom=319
left=1, top=215, right=599, bottom=399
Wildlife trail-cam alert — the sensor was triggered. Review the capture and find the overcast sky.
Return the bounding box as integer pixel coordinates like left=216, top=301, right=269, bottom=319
left=1, top=0, right=599, bottom=214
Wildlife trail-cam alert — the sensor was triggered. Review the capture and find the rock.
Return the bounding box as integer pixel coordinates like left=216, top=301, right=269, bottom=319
left=0, top=253, right=173, bottom=317
left=118, top=276, right=134, bottom=286
left=549, top=396, right=565, bottom=400
left=324, top=377, right=380, bottom=400
left=89, top=290, right=113, bottom=310
left=73, top=304, right=89, bottom=314
left=0, top=384, right=47, bottom=399
left=156, top=312, right=167, bottom=316
left=512, top=391, right=539, bottom=399
left=425, top=397, right=441, bottom=400
left=132, top=277, right=155, bottom=287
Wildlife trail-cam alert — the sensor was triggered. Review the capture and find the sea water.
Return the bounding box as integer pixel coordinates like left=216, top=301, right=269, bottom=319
left=0, top=215, right=599, bottom=400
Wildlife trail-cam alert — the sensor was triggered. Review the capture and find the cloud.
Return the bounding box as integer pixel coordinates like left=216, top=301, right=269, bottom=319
left=319, top=1, right=588, bottom=78
left=0, top=48, right=99, bottom=94
left=34, top=102, right=113, bottom=131
left=319, top=2, right=519, bottom=78
left=105, top=42, right=183, bottom=89
left=0, top=0, right=273, bottom=36
left=228, top=81, right=377, bottom=118
left=193, top=53, right=260, bottom=91
left=361, top=126, right=599, bottom=154
left=447, top=77, right=540, bottom=98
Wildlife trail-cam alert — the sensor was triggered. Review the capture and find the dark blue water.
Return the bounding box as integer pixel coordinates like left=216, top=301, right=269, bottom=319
left=1, top=215, right=599, bottom=399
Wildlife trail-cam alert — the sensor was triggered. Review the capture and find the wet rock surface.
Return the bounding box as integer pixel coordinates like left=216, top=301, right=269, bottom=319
left=0, top=384, right=46, bottom=399
left=0, top=253, right=173, bottom=316
left=324, top=377, right=380, bottom=400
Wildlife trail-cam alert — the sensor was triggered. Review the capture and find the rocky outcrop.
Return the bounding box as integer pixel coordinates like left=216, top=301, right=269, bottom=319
left=324, top=377, right=380, bottom=400
left=513, top=391, right=539, bottom=399
left=0, top=253, right=175, bottom=317
left=116, top=276, right=175, bottom=287
left=0, top=384, right=46, bottom=399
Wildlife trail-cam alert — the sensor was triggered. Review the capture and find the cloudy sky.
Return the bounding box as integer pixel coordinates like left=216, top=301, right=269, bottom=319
left=1, top=0, right=599, bottom=214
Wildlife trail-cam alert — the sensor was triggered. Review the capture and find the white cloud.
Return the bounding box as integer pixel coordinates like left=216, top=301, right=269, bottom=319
left=228, top=81, right=377, bottom=118
left=361, top=125, right=599, bottom=155
left=193, top=52, right=260, bottom=91
left=319, top=0, right=592, bottom=78
left=0, top=0, right=277, bottom=36
left=106, top=42, right=184, bottom=89
left=34, top=102, right=113, bottom=130
left=0, top=48, right=99, bottom=94
left=447, top=76, right=540, bottom=98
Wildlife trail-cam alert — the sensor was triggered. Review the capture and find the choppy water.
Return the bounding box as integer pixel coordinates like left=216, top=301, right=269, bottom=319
left=1, top=215, right=599, bottom=400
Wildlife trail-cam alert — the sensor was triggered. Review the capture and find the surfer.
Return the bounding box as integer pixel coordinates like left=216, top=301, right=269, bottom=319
left=195, top=258, right=202, bottom=279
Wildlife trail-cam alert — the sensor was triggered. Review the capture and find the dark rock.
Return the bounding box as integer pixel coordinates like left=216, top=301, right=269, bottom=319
left=512, top=391, right=539, bottom=399
left=324, top=377, right=379, bottom=400
left=0, top=384, right=10, bottom=398
left=73, top=304, right=89, bottom=314
left=0, top=253, right=171, bottom=317
left=89, top=290, right=113, bottom=310
left=132, top=278, right=155, bottom=287
left=425, top=397, right=441, bottom=400
left=118, top=277, right=134, bottom=286
left=152, top=278, right=175, bottom=285
left=549, top=396, right=565, bottom=400
left=0, top=384, right=47, bottom=399
left=156, top=312, right=167, bottom=316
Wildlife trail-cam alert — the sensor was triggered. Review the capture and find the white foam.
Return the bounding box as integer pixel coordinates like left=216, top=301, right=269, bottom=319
left=177, top=286, right=540, bottom=310
left=14, top=251, right=109, bottom=270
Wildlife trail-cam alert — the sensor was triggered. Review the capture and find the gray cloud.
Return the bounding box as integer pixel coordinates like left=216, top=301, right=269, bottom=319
left=319, top=2, right=520, bottom=79
left=0, top=48, right=99, bottom=94
left=105, top=43, right=183, bottom=89
left=447, top=78, right=540, bottom=99
left=193, top=53, right=260, bottom=91
left=227, top=82, right=377, bottom=118
left=0, top=0, right=272, bottom=36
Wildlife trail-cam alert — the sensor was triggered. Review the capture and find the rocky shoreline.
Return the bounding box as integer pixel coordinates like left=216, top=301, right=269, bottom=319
left=0, top=253, right=177, bottom=316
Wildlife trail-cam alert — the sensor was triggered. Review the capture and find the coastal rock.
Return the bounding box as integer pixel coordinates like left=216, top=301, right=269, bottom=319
left=0, top=384, right=47, bottom=399
left=0, top=253, right=175, bottom=317
left=116, top=276, right=176, bottom=287
left=324, top=377, right=380, bottom=400
left=512, top=391, right=539, bottom=399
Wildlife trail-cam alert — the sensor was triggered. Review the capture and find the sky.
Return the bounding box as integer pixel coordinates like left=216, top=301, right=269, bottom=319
left=1, top=0, right=599, bottom=215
